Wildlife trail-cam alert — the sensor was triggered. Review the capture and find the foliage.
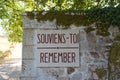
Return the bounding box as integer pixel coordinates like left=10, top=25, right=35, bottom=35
left=0, top=0, right=120, bottom=42
left=85, top=5, right=120, bottom=28
left=32, top=0, right=95, bottom=11
left=0, top=0, right=24, bottom=42
left=0, top=50, right=11, bottom=59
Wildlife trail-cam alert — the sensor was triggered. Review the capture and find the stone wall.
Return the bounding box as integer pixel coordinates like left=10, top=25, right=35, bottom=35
left=22, top=12, right=120, bottom=80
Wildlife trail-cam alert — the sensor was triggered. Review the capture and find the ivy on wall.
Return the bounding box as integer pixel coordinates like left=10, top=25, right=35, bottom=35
left=108, top=36, right=120, bottom=80
left=27, top=4, right=120, bottom=30
left=26, top=11, right=92, bottom=28
left=85, top=5, right=120, bottom=28
left=26, top=4, right=120, bottom=37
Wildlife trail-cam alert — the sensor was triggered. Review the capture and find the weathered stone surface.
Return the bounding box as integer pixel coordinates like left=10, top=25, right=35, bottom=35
left=89, top=65, right=97, bottom=72
left=45, top=68, right=64, bottom=76
left=9, top=78, right=20, bottom=80
left=87, top=31, right=97, bottom=51
left=22, top=46, right=34, bottom=59
left=90, top=52, right=99, bottom=58
left=67, top=67, right=75, bottom=74
left=93, top=72, right=99, bottom=80
left=22, top=29, right=36, bottom=45
left=22, top=60, right=36, bottom=77
left=80, top=64, right=87, bottom=72
left=20, top=77, right=36, bottom=80
left=22, top=14, right=120, bottom=80
left=22, top=16, right=31, bottom=28
left=23, top=15, right=56, bottom=29
left=70, top=72, right=82, bottom=80
left=0, top=59, right=21, bottom=80
left=58, top=77, right=69, bottom=80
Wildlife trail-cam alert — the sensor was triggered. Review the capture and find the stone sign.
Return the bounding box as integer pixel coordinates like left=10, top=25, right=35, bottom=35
left=22, top=12, right=119, bottom=80
left=36, top=29, right=80, bottom=67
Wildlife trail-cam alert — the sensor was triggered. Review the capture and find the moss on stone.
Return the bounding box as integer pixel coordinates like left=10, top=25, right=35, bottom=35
left=109, top=42, right=120, bottom=68
left=95, top=68, right=106, bottom=79
left=108, top=35, right=120, bottom=80
left=26, top=11, right=94, bottom=28
left=26, top=12, right=34, bottom=20
left=85, top=27, right=95, bottom=33
left=26, top=11, right=111, bottom=37
left=114, top=36, right=120, bottom=41
left=96, top=22, right=110, bottom=36
left=90, top=52, right=99, bottom=58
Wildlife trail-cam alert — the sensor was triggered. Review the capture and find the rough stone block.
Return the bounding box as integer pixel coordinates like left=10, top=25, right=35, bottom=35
left=21, top=15, right=120, bottom=80
left=9, top=78, right=20, bottom=80
left=46, top=68, right=64, bottom=76
left=58, top=77, right=69, bottom=80
left=93, top=73, right=99, bottom=80
left=23, top=15, right=56, bottom=29
left=36, top=73, right=57, bottom=80
left=79, top=64, right=87, bottom=72
left=22, top=16, right=31, bottom=28
left=22, top=29, right=36, bottom=45
left=67, top=67, right=75, bottom=74
left=70, top=72, right=82, bottom=80
left=22, top=60, right=36, bottom=77
left=36, top=68, right=67, bottom=80
left=38, top=20, right=56, bottom=29
left=20, top=77, right=36, bottom=80
left=22, top=46, right=34, bottom=59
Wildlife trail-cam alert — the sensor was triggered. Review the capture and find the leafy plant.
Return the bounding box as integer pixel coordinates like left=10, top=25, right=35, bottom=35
left=0, top=0, right=120, bottom=42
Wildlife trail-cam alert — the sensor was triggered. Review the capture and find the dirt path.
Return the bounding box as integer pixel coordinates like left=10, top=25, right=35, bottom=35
left=0, top=59, right=21, bottom=80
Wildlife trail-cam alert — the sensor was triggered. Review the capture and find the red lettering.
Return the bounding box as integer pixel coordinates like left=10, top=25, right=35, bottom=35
left=62, top=34, right=66, bottom=43
left=69, top=33, right=79, bottom=44
left=52, top=34, right=57, bottom=44
left=68, top=52, right=71, bottom=63
left=58, top=34, right=66, bottom=43
left=41, top=34, right=45, bottom=43
left=40, top=53, right=45, bottom=62
left=44, top=53, right=49, bottom=63
left=70, top=34, right=72, bottom=43
left=71, top=52, right=76, bottom=62
left=62, top=53, right=67, bottom=63
left=53, top=53, right=58, bottom=63
left=47, top=34, right=52, bottom=43
left=37, top=33, right=66, bottom=44
left=48, top=53, right=53, bottom=63
left=37, top=34, right=41, bottom=43
left=40, top=52, right=76, bottom=63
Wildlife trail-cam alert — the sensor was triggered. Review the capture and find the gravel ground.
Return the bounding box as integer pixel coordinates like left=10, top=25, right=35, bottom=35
left=0, top=59, right=21, bottom=80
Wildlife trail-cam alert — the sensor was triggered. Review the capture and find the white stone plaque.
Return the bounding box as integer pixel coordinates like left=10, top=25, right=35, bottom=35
left=36, top=29, right=79, bottom=67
